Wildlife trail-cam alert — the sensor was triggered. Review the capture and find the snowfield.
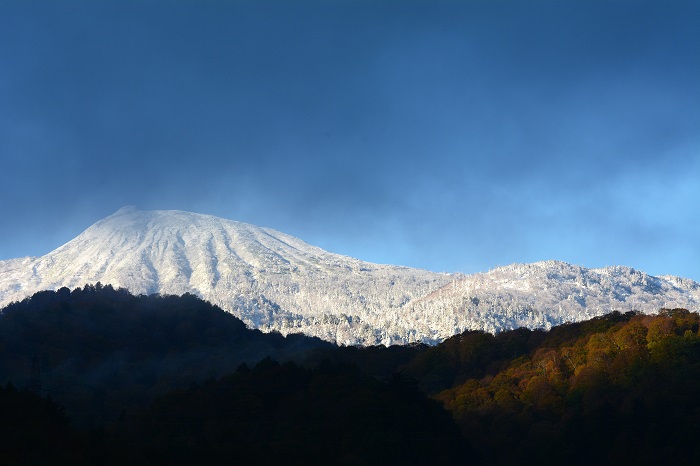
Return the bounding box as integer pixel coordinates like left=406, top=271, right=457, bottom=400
left=1, top=207, right=698, bottom=345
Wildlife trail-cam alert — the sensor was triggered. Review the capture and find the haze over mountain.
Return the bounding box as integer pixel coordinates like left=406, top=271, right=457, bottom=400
left=1, top=207, right=698, bottom=345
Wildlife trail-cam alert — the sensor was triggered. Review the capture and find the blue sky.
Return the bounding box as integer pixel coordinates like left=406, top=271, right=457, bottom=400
left=1, top=0, right=698, bottom=280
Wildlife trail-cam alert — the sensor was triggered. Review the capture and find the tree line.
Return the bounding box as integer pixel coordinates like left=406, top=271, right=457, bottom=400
left=1, top=286, right=699, bottom=464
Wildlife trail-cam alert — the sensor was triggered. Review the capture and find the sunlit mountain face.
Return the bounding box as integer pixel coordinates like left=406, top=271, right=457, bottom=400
left=1, top=207, right=698, bottom=345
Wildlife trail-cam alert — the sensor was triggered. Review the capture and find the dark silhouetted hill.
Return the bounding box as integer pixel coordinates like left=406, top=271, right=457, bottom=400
left=0, top=284, right=331, bottom=426
left=111, top=358, right=472, bottom=465
left=3, top=286, right=700, bottom=465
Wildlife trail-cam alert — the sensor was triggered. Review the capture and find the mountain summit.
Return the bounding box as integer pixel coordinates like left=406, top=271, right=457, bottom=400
left=1, top=207, right=698, bottom=345
left=0, top=208, right=453, bottom=344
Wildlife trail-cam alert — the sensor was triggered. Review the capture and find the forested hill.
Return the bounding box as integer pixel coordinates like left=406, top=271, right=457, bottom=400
left=412, top=309, right=700, bottom=465
left=2, top=287, right=700, bottom=464
left=0, top=284, right=332, bottom=426
left=294, top=308, right=700, bottom=465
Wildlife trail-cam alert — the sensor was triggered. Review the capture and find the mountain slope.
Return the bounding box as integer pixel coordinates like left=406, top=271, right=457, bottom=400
left=0, top=286, right=332, bottom=428
left=1, top=207, right=698, bottom=345
left=0, top=207, right=453, bottom=345
left=407, top=260, right=700, bottom=334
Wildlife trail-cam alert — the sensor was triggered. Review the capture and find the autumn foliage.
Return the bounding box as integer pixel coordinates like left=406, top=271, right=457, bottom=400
left=427, top=310, right=700, bottom=465
left=2, top=287, right=700, bottom=465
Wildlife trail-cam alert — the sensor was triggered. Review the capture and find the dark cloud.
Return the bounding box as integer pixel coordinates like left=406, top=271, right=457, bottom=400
left=1, top=0, right=698, bottom=279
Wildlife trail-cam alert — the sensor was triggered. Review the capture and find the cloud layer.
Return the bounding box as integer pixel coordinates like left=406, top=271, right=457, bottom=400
left=1, top=0, right=698, bottom=279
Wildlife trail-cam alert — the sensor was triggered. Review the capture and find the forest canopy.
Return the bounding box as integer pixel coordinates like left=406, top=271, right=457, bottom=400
left=1, top=287, right=699, bottom=465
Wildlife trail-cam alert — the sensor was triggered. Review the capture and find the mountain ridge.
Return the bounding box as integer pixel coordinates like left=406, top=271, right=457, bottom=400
left=1, top=207, right=698, bottom=345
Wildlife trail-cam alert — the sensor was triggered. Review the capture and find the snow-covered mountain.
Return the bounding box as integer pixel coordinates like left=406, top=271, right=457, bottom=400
left=407, top=261, right=700, bottom=335
left=1, top=207, right=698, bottom=345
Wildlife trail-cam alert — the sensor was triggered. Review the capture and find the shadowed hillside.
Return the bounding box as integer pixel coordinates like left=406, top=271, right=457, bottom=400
left=427, top=309, right=700, bottom=465
left=0, top=284, right=331, bottom=426
left=2, top=288, right=700, bottom=464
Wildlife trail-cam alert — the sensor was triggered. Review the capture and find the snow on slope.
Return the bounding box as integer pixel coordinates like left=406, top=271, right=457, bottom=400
left=406, top=261, right=700, bottom=335
left=0, top=207, right=453, bottom=345
left=1, top=207, right=698, bottom=345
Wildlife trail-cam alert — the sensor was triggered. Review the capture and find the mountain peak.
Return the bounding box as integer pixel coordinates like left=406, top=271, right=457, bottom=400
left=1, top=209, right=699, bottom=345
left=0, top=209, right=455, bottom=345
left=114, top=205, right=140, bottom=215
